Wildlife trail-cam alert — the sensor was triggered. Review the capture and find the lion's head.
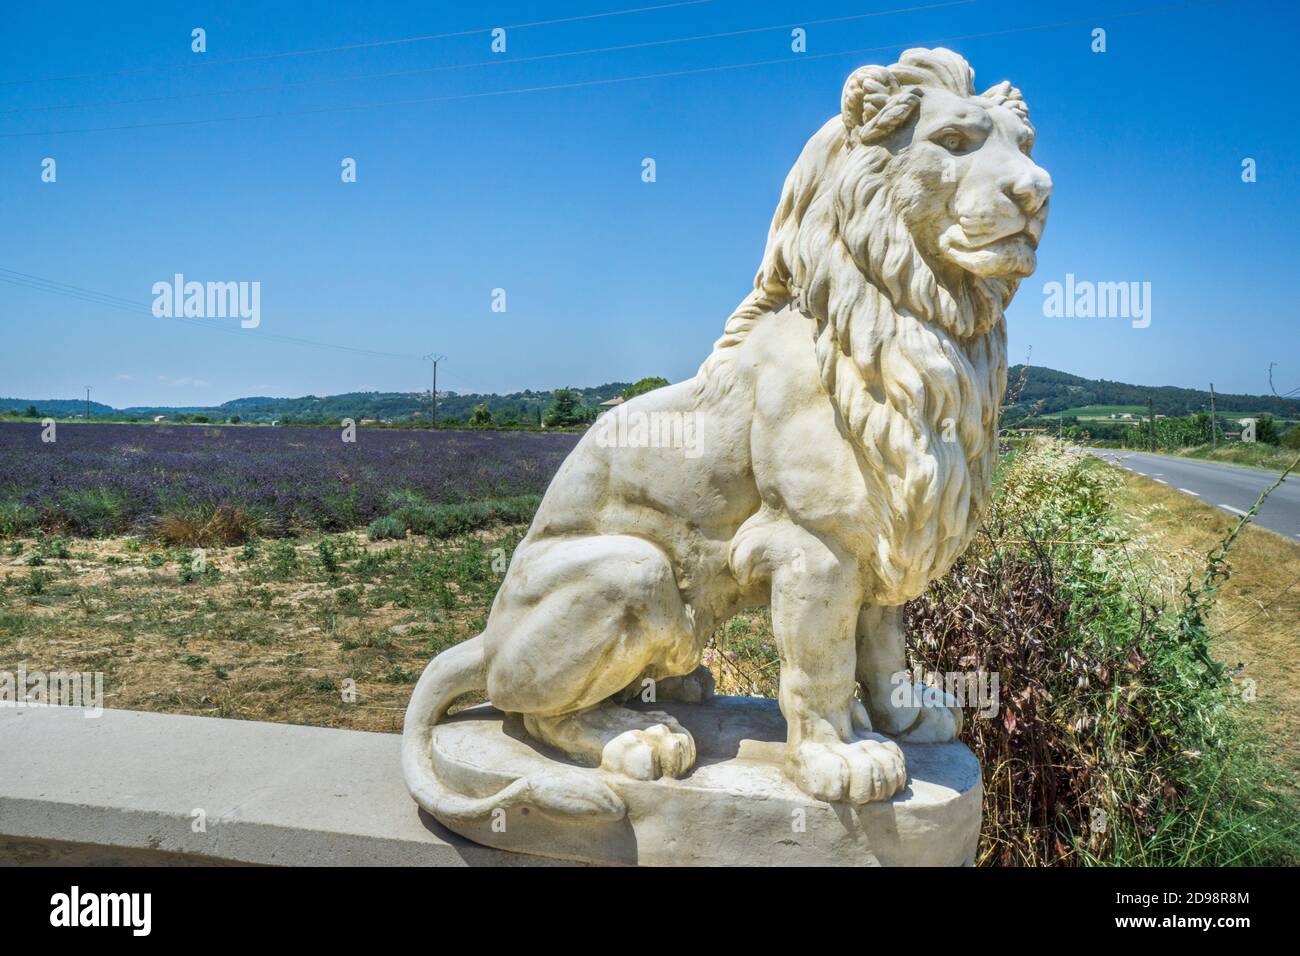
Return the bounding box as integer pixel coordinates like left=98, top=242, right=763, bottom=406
left=753, top=47, right=1051, bottom=342
left=840, top=54, right=1050, bottom=286
left=700, top=48, right=1051, bottom=602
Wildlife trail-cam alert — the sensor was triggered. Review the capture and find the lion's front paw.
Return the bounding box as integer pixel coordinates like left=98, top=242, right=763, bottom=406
left=895, top=696, right=962, bottom=743
left=601, top=723, right=697, bottom=781
left=869, top=684, right=963, bottom=743
left=789, top=736, right=906, bottom=804
left=655, top=666, right=715, bottom=704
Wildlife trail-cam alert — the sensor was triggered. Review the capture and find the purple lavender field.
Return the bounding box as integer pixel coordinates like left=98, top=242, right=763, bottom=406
left=0, top=421, right=579, bottom=537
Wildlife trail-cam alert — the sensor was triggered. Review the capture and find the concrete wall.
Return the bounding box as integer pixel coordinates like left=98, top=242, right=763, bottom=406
left=0, top=706, right=566, bottom=866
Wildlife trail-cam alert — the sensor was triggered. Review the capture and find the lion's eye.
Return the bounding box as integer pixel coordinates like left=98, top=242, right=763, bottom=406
left=937, top=132, right=967, bottom=153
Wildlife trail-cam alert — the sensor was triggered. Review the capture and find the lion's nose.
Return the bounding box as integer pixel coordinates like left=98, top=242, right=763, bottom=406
left=1004, top=164, right=1052, bottom=215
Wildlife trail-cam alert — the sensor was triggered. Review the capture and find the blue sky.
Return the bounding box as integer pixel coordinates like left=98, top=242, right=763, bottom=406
left=1, top=0, right=1295, bottom=406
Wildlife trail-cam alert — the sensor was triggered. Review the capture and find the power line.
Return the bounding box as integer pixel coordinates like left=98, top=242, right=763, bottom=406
left=0, top=0, right=1222, bottom=140
left=0, top=268, right=419, bottom=362
left=1, top=1, right=972, bottom=116
left=0, top=0, right=713, bottom=87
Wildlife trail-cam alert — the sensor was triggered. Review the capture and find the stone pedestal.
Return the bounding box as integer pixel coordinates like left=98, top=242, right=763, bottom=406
left=431, top=696, right=981, bottom=866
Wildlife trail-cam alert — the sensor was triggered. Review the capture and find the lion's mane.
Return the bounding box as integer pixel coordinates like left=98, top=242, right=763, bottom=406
left=699, top=48, right=1030, bottom=603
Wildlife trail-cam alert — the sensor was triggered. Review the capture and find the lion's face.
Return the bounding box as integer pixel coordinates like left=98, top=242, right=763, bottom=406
left=885, top=88, right=1050, bottom=281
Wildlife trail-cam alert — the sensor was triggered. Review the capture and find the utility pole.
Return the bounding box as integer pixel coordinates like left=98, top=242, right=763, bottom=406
left=1209, top=382, right=1217, bottom=450
left=85, top=386, right=91, bottom=422
left=423, top=354, right=445, bottom=428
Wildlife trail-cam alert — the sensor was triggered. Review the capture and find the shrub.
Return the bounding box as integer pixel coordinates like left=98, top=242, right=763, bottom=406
left=367, top=515, right=407, bottom=541
left=0, top=500, right=38, bottom=538
left=157, top=513, right=202, bottom=546
left=385, top=494, right=540, bottom=539
left=204, top=506, right=257, bottom=544
left=267, top=540, right=300, bottom=576
left=38, top=488, right=131, bottom=536
left=35, top=535, right=71, bottom=560
left=904, top=440, right=1296, bottom=866
left=317, top=539, right=340, bottom=574
left=157, top=506, right=256, bottom=546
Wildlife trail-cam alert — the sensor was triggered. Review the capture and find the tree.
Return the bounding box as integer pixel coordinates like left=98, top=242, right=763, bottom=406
left=1255, top=414, right=1280, bottom=445
left=229, top=415, right=241, bottom=424
left=468, top=403, right=494, bottom=427
left=544, top=388, right=583, bottom=427
left=623, top=376, right=670, bottom=400
left=23, top=405, right=39, bottom=418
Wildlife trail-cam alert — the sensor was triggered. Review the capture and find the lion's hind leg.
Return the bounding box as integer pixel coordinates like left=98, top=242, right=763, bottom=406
left=484, top=533, right=700, bottom=780
left=525, top=705, right=696, bottom=781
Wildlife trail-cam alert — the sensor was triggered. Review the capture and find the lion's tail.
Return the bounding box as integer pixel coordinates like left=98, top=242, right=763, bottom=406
left=401, top=634, right=625, bottom=823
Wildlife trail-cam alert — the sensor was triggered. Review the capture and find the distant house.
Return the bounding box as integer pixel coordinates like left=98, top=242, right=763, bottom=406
left=153, top=415, right=168, bottom=423
left=359, top=419, right=379, bottom=426
left=598, top=396, right=625, bottom=414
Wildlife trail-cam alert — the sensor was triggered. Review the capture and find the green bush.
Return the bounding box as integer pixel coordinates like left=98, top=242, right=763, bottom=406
left=267, top=540, right=300, bottom=576
left=35, top=535, right=71, bottom=560
left=367, top=515, right=408, bottom=541
left=0, top=500, right=38, bottom=538
left=385, top=495, right=540, bottom=540
left=55, top=488, right=129, bottom=535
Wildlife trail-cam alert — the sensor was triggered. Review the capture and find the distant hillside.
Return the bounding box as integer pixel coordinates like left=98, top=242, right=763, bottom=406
left=1, top=384, right=632, bottom=424
left=1006, top=366, right=1300, bottom=418
left=0, top=397, right=116, bottom=416
left=6, top=367, right=1297, bottom=424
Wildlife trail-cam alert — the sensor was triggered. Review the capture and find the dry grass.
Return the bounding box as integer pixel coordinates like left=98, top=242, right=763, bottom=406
left=1110, top=470, right=1300, bottom=773
left=0, top=528, right=517, bottom=732
left=157, top=506, right=259, bottom=546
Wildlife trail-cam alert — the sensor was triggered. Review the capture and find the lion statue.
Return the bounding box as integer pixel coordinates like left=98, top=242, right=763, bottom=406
left=404, top=47, right=1050, bottom=820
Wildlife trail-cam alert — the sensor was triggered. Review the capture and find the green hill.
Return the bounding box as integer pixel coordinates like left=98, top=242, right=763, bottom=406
left=1007, top=366, right=1300, bottom=418
left=6, top=366, right=1297, bottom=425
left=1, top=385, right=633, bottom=425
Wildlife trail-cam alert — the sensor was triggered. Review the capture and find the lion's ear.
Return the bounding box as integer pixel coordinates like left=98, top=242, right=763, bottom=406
left=841, top=66, right=896, bottom=132
left=841, top=65, right=921, bottom=145
left=982, top=80, right=1031, bottom=124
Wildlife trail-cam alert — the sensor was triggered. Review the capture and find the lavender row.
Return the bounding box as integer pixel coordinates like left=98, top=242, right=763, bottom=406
left=0, top=422, right=579, bottom=537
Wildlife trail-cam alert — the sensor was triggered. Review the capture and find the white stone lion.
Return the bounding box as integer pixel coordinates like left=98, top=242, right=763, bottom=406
left=404, top=47, right=1050, bottom=820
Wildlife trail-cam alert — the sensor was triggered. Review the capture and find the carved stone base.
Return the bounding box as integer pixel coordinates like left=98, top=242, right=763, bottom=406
left=429, top=696, right=981, bottom=866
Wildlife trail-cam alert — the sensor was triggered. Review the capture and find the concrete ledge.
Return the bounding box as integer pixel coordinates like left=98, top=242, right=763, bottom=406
left=0, top=706, right=570, bottom=866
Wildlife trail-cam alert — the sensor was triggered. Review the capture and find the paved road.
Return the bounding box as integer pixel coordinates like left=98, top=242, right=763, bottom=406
left=1079, top=448, right=1300, bottom=541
